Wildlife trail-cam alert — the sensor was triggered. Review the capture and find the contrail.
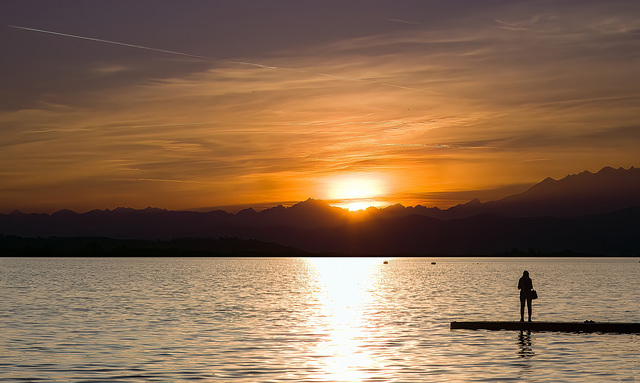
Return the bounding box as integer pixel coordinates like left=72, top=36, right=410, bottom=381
left=11, top=25, right=437, bottom=94
left=10, top=25, right=209, bottom=60
left=10, top=25, right=283, bottom=68
left=229, top=61, right=280, bottom=69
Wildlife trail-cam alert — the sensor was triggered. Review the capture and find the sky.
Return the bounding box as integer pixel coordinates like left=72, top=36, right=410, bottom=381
left=2, top=0, right=640, bottom=213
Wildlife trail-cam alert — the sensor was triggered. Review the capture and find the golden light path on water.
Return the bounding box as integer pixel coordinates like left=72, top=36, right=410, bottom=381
left=304, top=257, right=387, bottom=382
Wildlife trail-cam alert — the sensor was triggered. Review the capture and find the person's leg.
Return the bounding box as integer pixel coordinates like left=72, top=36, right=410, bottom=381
left=520, top=297, right=525, bottom=321
left=527, top=298, right=532, bottom=321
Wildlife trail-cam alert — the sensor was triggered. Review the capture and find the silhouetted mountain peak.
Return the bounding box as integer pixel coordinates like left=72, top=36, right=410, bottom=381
left=465, top=198, right=482, bottom=206
left=540, top=176, right=556, bottom=183
left=484, top=165, right=640, bottom=217
left=245, top=198, right=348, bottom=229
left=290, top=198, right=335, bottom=211
left=373, top=203, right=410, bottom=219
left=381, top=203, right=406, bottom=213
left=142, top=206, right=167, bottom=213
left=112, top=207, right=136, bottom=214
left=414, top=204, right=442, bottom=212
left=236, top=207, right=258, bottom=216
left=52, top=209, right=78, bottom=217
left=446, top=198, right=482, bottom=215
left=290, top=198, right=346, bottom=216
left=596, top=166, right=630, bottom=175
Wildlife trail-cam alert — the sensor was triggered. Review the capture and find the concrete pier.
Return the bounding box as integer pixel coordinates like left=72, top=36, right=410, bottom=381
left=450, top=321, right=640, bottom=333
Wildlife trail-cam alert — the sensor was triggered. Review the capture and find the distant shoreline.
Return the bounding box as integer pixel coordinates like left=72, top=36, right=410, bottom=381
left=1, top=235, right=629, bottom=258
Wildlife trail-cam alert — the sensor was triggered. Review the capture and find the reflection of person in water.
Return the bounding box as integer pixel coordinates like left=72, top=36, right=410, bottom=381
left=517, top=330, right=534, bottom=358
left=518, top=270, right=534, bottom=322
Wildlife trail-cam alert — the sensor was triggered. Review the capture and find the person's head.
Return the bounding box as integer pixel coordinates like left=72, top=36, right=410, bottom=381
left=522, top=270, right=529, bottom=277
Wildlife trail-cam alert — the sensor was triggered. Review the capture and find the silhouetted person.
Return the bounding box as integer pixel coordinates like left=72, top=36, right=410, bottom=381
left=518, top=270, right=534, bottom=322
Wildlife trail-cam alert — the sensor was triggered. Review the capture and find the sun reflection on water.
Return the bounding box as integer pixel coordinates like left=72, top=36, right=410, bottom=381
left=305, top=257, right=386, bottom=382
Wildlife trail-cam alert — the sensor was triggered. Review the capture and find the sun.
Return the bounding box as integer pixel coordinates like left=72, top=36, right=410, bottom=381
left=330, top=177, right=381, bottom=200
left=325, top=174, right=387, bottom=211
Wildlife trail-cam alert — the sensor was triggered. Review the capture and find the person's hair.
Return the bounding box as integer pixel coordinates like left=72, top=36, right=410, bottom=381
left=523, top=270, right=529, bottom=277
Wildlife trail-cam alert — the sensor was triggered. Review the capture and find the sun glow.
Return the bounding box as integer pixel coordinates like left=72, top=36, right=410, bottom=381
left=343, top=201, right=375, bottom=211
left=325, top=174, right=388, bottom=211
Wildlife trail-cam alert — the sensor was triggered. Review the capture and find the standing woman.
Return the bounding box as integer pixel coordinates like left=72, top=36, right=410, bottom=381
left=518, top=271, right=534, bottom=322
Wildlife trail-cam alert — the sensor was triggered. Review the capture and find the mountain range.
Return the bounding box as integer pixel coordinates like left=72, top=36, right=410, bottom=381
left=1, top=166, right=639, bottom=255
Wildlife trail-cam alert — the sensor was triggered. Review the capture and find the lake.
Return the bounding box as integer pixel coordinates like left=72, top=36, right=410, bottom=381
left=1, top=257, right=639, bottom=382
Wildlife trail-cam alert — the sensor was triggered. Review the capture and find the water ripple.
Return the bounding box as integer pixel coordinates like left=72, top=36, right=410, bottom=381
left=0, top=257, right=638, bottom=381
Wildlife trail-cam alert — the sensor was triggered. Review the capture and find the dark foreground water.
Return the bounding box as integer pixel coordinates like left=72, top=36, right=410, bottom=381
left=1, top=257, right=639, bottom=382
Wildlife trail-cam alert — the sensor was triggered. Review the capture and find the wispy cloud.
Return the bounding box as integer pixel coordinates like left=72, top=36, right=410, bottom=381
left=495, top=14, right=558, bottom=31
left=118, top=178, right=210, bottom=184
left=387, top=18, right=423, bottom=26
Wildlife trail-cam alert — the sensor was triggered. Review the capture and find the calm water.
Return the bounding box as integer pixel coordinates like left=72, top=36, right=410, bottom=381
left=1, top=257, right=639, bottom=382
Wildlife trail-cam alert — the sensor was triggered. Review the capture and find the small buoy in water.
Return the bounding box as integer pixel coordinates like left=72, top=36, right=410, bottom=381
left=383, top=260, right=388, bottom=264
left=431, top=262, right=436, bottom=265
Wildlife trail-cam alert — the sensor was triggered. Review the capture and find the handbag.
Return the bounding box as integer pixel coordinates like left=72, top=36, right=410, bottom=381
left=531, top=289, right=538, bottom=299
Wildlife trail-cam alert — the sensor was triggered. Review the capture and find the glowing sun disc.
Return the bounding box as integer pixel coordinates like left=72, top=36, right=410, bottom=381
left=327, top=175, right=385, bottom=200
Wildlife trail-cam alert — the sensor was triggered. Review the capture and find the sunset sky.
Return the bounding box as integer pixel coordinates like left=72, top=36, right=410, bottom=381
left=2, top=0, right=640, bottom=213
